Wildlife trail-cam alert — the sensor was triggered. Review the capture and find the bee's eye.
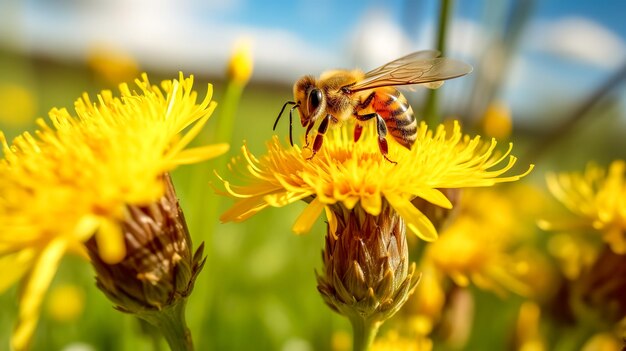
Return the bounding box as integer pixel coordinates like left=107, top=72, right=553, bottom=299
left=307, top=88, right=322, bottom=114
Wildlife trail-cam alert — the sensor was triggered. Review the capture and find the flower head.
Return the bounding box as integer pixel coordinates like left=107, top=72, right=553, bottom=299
left=86, top=175, right=206, bottom=315
left=542, top=160, right=626, bottom=254
left=219, top=121, right=532, bottom=241
left=87, top=44, right=140, bottom=86
left=316, top=200, right=420, bottom=326
left=227, top=38, right=254, bottom=85
left=0, top=73, right=227, bottom=350
left=480, top=100, right=512, bottom=139
left=424, top=186, right=545, bottom=296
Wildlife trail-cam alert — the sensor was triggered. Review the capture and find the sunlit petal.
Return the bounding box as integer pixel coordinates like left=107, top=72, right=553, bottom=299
left=13, top=238, right=67, bottom=351
left=292, top=197, right=325, bottom=234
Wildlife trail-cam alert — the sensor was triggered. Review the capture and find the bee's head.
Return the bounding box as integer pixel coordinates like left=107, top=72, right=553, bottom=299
left=293, top=75, right=325, bottom=127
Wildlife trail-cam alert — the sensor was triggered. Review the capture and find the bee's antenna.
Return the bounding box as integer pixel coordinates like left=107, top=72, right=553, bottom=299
left=273, top=101, right=297, bottom=130
left=274, top=100, right=299, bottom=146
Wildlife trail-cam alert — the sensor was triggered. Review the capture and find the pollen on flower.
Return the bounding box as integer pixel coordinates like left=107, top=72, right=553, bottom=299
left=301, top=146, right=314, bottom=159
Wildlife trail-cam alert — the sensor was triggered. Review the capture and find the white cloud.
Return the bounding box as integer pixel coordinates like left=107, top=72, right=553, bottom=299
left=447, top=18, right=491, bottom=61
left=348, top=8, right=413, bottom=69
left=528, top=16, right=626, bottom=69
left=346, top=12, right=488, bottom=72
left=2, top=0, right=340, bottom=83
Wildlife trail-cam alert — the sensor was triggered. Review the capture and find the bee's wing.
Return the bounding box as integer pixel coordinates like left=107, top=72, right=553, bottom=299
left=349, top=51, right=472, bottom=92
left=359, top=50, right=442, bottom=78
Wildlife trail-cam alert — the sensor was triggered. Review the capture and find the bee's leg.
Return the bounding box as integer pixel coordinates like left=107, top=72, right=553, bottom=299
left=304, top=121, right=315, bottom=147
left=355, top=112, right=396, bottom=164
left=353, top=92, right=376, bottom=143
left=375, top=116, right=396, bottom=164
left=307, top=114, right=332, bottom=160
left=354, top=124, right=363, bottom=142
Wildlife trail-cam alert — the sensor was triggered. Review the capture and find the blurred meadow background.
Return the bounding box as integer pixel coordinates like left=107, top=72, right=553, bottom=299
left=1, top=0, right=626, bottom=350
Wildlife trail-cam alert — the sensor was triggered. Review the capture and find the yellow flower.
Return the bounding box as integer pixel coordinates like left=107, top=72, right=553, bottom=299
left=542, top=160, right=626, bottom=254
left=425, top=186, right=542, bottom=296
left=547, top=232, right=598, bottom=280
left=86, top=44, right=140, bottom=86
left=227, top=38, right=254, bottom=85
left=219, top=121, right=532, bottom=242
left=0, top=73, right=228, bottom=351
left=480, top=100, right=512, bottom=140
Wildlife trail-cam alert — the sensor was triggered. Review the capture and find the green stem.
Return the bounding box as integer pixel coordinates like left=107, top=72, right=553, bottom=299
left=151, top=334, right=165, bottom=351
left=350, top=317, right=381, bottom=351
left=137, top=318, right=165, bottom=351
left=140, top=299, right=194, bottom=351
left=215, top=81, right=244, bottom=144
left=201, top=80, right=244, bottom=225
left=189, top=80, right=244, bottom=233
left=187, top=79, right=245, bottom=345
left=423, top=0, right=453, bottom=127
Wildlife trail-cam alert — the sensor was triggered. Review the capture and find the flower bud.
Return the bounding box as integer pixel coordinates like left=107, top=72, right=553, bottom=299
left=316, top=200, right=420, bottom=324
left=86, top=173, right=205, bottom=314
left=227, top=38, right=253, bottom=85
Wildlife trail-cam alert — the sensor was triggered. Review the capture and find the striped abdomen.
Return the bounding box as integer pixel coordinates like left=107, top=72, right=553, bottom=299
left=370, top=87, right=416, bottom=150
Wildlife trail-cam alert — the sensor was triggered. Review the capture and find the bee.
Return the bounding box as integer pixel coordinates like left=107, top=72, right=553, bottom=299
left=273, top=50, right=473, bottom=163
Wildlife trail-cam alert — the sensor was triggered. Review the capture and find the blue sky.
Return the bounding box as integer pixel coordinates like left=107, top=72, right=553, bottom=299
left=1, top=0, right=625, bottom=122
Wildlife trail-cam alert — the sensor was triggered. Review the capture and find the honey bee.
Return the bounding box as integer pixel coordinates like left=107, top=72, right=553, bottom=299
left=273, top=50, right=472, bottom=162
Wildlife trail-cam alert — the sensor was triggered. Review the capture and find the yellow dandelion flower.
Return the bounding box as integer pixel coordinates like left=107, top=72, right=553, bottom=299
left=0, top=73, right=228, bottom=351
left=425, top=187, right=542, bottom=296
left=219, top=121, right=532, bottom=242
left=480, top=100, right=512, bottom=140
left=542, top=160, right=626, bottom=254
left=86, top=44, right=140, bottom=86
left=227, top=37, right=254, bottom=85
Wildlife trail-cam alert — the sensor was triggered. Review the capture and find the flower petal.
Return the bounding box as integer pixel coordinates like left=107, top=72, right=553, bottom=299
left=385, top=193, right=438, bottom=241
left=361, top=194, right=382, bottom=216
left=13, top=238, right=68, bottom=351
left=172, top=143, right=230, bottom=166
left=0, top=249, right=36, bottom=293
left=95, top=218, right=126, bottom=264
left=219, top=196, right=273, bottom=222
left=325, top=206, right=338, bottom=239
left=415, top=188, right=453, bottom=209
left=292, top=197, right=325, bottom=235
